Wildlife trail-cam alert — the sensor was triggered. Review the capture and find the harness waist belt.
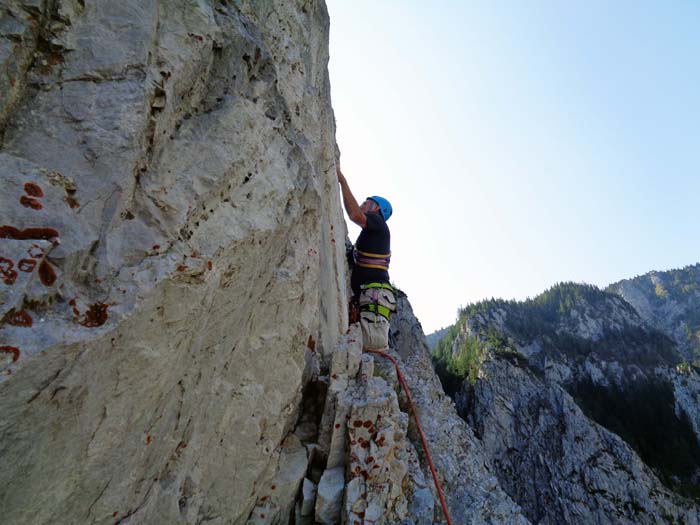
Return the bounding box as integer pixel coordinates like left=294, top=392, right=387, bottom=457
left=354, top=248, right=391, bottom=271
left=361, top=282, right=395, bottom=292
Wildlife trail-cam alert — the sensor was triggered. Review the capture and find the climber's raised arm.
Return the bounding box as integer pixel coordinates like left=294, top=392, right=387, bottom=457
left=337, top=166, right=367, bottom=228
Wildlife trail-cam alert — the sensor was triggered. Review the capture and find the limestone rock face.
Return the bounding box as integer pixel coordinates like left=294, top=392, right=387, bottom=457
left=434, top=283, right=700, bottom=524
left=390, top=292, right=529, bottom=525
left=608, top=264, right=700, bottom=361
left=0, top=1, right=347, bottom=524
left=309, top=306, right=521, bottom=525
left=469, top=358, right=699, bottom=525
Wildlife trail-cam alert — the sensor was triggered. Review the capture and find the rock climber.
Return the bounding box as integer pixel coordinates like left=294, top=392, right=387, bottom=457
left=337, top=164, right=396, bottom=350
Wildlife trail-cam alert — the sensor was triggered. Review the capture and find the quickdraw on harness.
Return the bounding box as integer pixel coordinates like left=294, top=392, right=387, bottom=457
left=353, top=247, right=391, bottom=271
left=360, top=282, right=395, bottom=321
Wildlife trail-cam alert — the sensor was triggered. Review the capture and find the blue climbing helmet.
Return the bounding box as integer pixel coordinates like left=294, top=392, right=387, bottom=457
left=368, top=196, right=392, bottom=221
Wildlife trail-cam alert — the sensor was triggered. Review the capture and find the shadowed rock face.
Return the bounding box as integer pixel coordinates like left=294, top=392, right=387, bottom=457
left=433, top=283, right=700, bottom=524
left=0, top=1, right=347, bottom=523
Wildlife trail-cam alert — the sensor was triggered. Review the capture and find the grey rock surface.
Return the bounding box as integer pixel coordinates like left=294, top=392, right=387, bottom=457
left=435, top=283, right=700, bottom=524
left=315, top=466, right=344, bottom=524
left=0, top=1, right=347, bottom=524
left=608, top=264, right=700, bottom=361
left=469, top=357, right=699, bottom=525
left=390, top=292, right=530, bottom=525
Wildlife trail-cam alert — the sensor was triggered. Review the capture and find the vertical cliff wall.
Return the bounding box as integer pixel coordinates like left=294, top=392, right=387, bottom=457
left=0, top=1, right=347, bottom=523
left=434, top=285, right=700, bottom=524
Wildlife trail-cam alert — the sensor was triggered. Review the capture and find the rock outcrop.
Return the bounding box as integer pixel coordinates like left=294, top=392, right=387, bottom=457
left=434, top=282, right=700, bottom=524
left=608, top=264, right=700, bottom=361
left=1, top=1, right=347, bottom=523
left=390, top=292, right=529, bottom=525
left=302, top=295, right=528, bottom=524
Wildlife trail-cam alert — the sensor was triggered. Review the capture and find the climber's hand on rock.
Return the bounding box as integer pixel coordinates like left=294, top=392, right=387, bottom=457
left=337, top=165, right=346, bottom=185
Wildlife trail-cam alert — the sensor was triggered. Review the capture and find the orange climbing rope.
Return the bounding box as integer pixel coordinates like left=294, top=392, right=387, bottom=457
left=365, top=349, right=453, bottom=525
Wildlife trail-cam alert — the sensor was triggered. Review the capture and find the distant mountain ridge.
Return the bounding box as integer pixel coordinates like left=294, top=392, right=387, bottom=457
left=608, top=263, right=700, bottom=361
left=430, top=263, right=700, bottom=523
left=428, top=263, right=700, bottom=363
left=425, top=326, right=449, bottom=350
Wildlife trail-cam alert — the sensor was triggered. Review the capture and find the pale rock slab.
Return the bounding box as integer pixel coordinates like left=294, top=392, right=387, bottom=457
left=315, top=466, right=345, bottom=524
left=246, top=434, right=308, bottom=524
left=0, top=1, right=347, bottom=524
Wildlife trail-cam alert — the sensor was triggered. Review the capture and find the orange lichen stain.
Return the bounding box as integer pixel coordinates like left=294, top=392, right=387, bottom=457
left=334, top=423, right=340, bottom=429
left=28, top=244, right=44, bottom=258
left=19, top=195, right=43, bottom=210
left=0, top=346, right=20, bottom=362
left=176, top=264, right=188, bottom=272
left=23, top=182, right=44, bottom=197
left=307, top=335, right=316, bottom=352
left=331, top=373, right=338, bottom=379
left=270, top=484, right=276, bottom=490
left=38, top=260, right=57, bottom=286
left=361, top=441, right=370, bottom=449
left=152, top=245, right=161, bottom=250
left=365, top=456, right=374, bottom=464
left=112, top=512, right=118, bottom=518
left=18, top=259, right=37, bottom=272
left=3, top=268, right=18, bottom=284
left=79, top=303, right=109, bottom=327
left=68, top=298, right=80, bottom=316
left=353, top=420, right=363, bottom=428
left=0, top=258, right=13, bottom=272
left=207, top=261, right=213, bottom=271
left=0, top=226, right=59, bottom=240
left=363, top=420, right=373, bottom=428
left=146, top=435, right=153, bottom=445
left=0, top=258, right=17, bottom=285
left=6, top=310, right=33, bottom=327
left=64, top=196, right=80, bottom=209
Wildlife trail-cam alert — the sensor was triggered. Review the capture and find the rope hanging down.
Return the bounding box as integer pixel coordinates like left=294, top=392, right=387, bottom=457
left=365, top=349, right=453, bottom=525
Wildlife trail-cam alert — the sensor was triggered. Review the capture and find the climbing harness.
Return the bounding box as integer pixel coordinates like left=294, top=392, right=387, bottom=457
left=359, top=282, right=396, bottom=321
left=353, top=248, right=391, bottom=271
left=365, top=349, right=453, bottom=525
left=360, top=282, right=395, bottom=291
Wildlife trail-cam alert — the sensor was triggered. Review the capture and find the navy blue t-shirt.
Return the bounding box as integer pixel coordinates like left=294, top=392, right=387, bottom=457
left=351, top=212, right=390, bottom=297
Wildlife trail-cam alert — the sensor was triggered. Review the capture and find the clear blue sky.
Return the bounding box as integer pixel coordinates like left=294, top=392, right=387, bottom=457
left=327, top=0, right=700, bottom=333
